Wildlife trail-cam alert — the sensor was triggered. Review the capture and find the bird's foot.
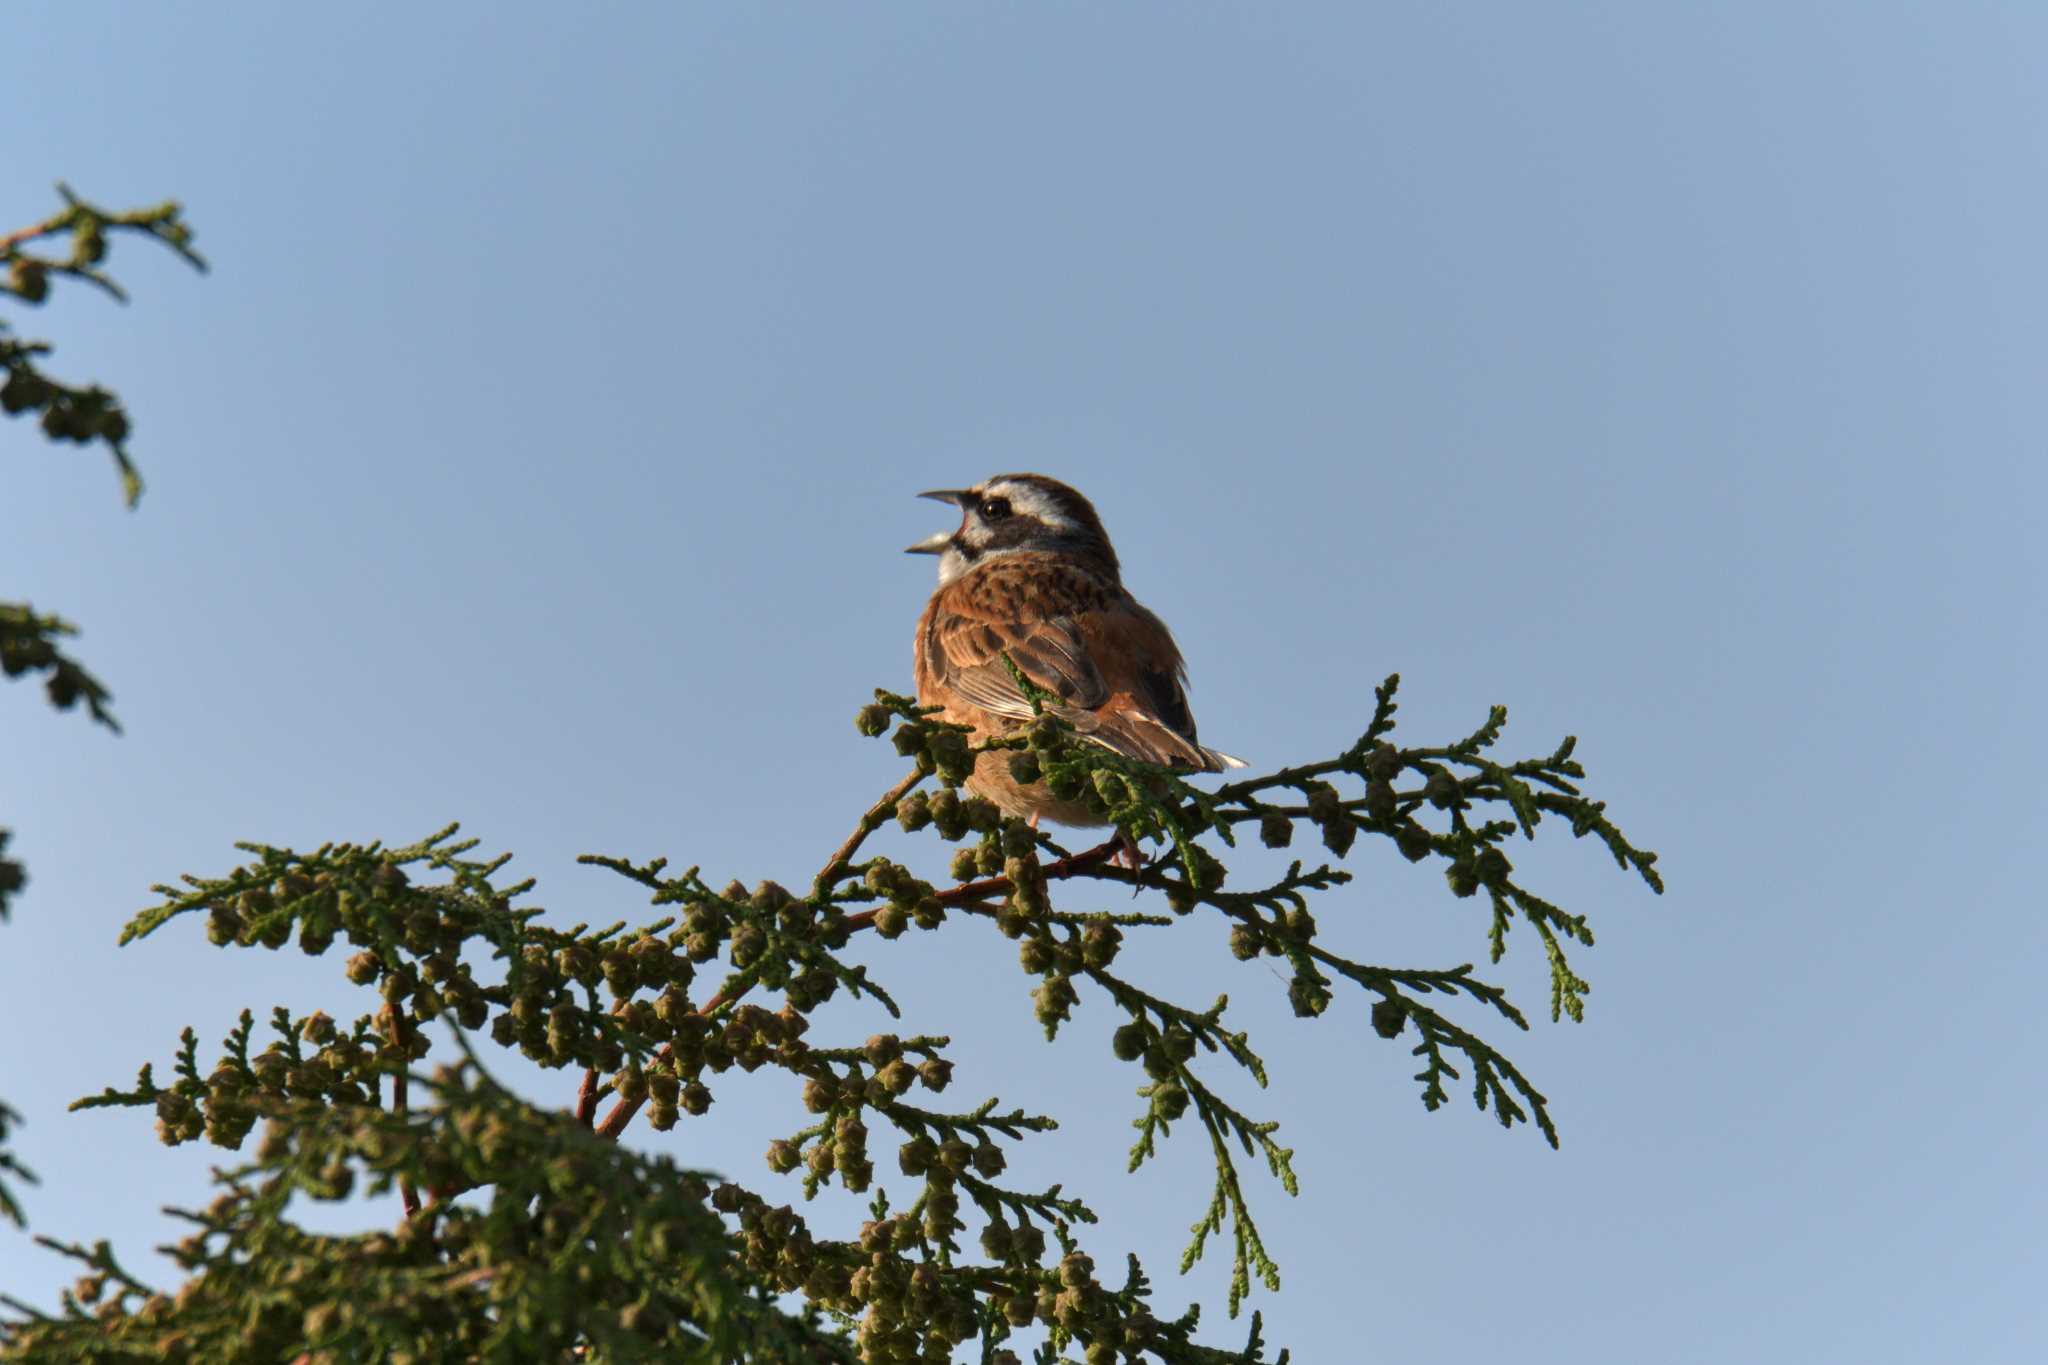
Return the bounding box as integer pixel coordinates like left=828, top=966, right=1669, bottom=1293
left=1113, top=829, right=1147, bottom=872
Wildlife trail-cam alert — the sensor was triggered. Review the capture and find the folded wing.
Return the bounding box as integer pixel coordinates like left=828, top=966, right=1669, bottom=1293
left=922, top=563, right=1243, bottom=773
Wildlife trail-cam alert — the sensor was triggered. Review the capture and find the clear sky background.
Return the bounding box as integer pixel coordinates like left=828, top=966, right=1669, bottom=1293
left=5, top=4, right=2043, bottom=1361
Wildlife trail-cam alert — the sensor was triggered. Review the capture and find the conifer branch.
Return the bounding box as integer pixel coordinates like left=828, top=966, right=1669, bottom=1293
left=4, top=185, right=204, bottom=507
left=17, top=681, right=1660, bottom=1360
left=0, top=606, right=119, bottom=732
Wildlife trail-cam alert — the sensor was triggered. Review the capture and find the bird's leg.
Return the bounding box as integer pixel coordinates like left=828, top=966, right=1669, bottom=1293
left=1114, top=828, right=1145, bottom=871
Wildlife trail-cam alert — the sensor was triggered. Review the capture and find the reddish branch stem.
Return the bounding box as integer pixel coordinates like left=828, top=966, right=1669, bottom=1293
left=0, top=217, right=59, bottom=256
left=934, top=837, right=1121, bottom=904
left=812, top=769, right=926, bottom=896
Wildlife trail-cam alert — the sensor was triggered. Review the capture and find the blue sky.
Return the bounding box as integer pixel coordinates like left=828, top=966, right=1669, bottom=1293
left=5, top=4, right=2044, bottom=1360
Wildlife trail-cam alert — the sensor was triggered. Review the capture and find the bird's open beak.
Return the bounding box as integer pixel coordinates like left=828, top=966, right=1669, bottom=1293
left=906, top=489, right=970, bottom=554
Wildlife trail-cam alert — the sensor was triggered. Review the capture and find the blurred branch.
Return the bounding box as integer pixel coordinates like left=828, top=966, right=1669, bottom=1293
left=0, top=604, right=118, bottom=732
left=3, top=183, right=205, bottom=507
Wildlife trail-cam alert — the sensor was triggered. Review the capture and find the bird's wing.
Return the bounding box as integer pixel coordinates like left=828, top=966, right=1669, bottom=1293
left=1069, top=608, right=1242, bottom=772
left=925, top=559, right=1242, bottom=772
left=925, top=592, right=1110, bottom=725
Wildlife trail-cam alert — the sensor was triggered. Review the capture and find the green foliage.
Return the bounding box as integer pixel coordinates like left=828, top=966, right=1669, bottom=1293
left=8, top=1061, right=849, bottom=1363
left=0, top=829, right=25, bottom=923
left=0, top=1099, right=30, bottom=1230
left=3, top=679, right=1657, bottom=1362
left=3, top=184, right=201, bottom=1242
left=2, top=183, right=205, bottom=507
left=0, top=606, right=119, bottom=733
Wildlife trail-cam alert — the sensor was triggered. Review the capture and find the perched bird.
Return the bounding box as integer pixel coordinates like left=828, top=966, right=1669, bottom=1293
left=908, top=473, right=1243, bottom=827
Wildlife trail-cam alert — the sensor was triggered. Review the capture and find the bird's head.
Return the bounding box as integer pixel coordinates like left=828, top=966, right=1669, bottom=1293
left=905, top=473, right=1119, bottom=585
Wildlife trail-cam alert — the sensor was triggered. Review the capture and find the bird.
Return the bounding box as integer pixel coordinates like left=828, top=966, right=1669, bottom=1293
left=907, top=473, right=1243, bottom=828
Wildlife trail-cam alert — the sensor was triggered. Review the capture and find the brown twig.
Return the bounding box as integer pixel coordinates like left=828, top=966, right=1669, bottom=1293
left=383, top=1004, right=422, bottom=1219
left=935, top=837, right=1122, bottom=904
left=0, top=214, right=61, bottom=257
left=591, top=1074, right=650, bottom=1139
left=589, top=978, right=735, bottom=1139
left=574, top=1067, right=603, bottom=1127
left=1, top=188, right=208, bottom=275
left=811, top=768, right=925, bottom=897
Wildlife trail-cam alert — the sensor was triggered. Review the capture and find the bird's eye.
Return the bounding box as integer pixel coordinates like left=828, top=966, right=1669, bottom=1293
left=979, top=496, right=1012, bottom=521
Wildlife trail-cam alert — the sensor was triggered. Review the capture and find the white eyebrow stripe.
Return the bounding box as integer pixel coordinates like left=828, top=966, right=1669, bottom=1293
left=985, top=481, right=1077, bottom=529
